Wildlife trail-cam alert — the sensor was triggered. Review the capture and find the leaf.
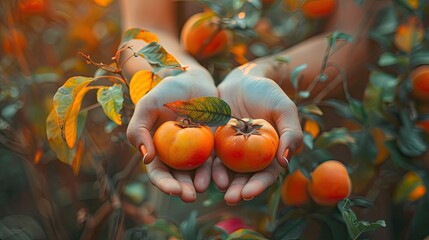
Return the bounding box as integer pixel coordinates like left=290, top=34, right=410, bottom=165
left=377, top=52, right=398, bottom=66
left=327, top=32, right=353, bottom=50
left=299, top=104, right=323, bottom=116
left=119, top=28, right=159, bottom=47
left=180, top=210, right=198, bottom=240
left=394, top=171, right=425, bottom=203
left=46, top=109, right=87, bottom=171
left=0, top=215, right=46, bottom=240
left=348, top=98, right=367, bottom=125
left=129, top=70, right=161, bottom=104
left=137, top=41, right=182, bottom=72
left=340, top=199, right=386, bottom=240
left=53, top=76, right=97, bottom=148
left=369, top=71, right=399, bottom=102
left=302, top=132, right=314, bottom=150
left=398, top=126, right=427, bottom=157
left=227, top=229, right=268, bottom=240
left=290, top=64, right=307, bottom=90
left=271, top=218, right=307, bottom=240
left=164, top=97, right=232, bottom=127
left=411, top=51, right=429, bottom=68
left=315, top=128, right=355, bottom=148
left=324, top=99, right=354, bottom=119
left=148, top=219, right=181, bottom=238
left=97, top=84, right=124, bottom=125
left=92, top=0, right=113, bottom=7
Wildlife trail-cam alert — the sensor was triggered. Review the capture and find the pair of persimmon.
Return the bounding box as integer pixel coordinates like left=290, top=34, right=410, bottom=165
left=153, top=118, right=279, bottom=173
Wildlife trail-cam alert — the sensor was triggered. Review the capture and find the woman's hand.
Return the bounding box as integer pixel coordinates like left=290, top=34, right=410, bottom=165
left=126, top=67, right=217, bottom=202
left=214, top=63, right=303, bottom=205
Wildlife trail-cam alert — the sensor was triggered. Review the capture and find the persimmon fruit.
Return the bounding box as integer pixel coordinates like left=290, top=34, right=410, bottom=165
left=394, top=16, right=424, bottom=53
left=308, top=160, right=352, bottom=206
left=411, top=65, right=429, bottom=101
left=281, top=169, right=310, bottom=206
left=302, top=0, right=336, bottom=19
left=180, top=11, right=233, bottom=60
left=153, top=120, right=214, bottom=170
left=214, top=118, right=279, bottom=173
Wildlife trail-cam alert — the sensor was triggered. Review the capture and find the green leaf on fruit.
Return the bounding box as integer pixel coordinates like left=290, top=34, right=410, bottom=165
left=164, top=97, right=232, bottom=127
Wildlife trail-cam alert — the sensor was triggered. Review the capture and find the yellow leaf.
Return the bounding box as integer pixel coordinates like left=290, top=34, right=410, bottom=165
left=92, top=0, right=113, bottom=7
left=129, top=70, right=161, bottom=104
left=135, top=30, right=159, bottom=43
left=97, top=84, right=124, bottom=125
left=53, top=76, right=99, bottom=148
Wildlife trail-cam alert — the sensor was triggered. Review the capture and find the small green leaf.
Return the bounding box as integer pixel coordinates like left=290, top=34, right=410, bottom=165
left=327, top=32, right=353, bottom=50
left=290, top=64, right=308, bottom=90
left=227, top=229, right=268, bottom=240
left=119, top=28, right=159, bottom=47
left=180, top=210, right=198, bottom=240
left=348, top=98, right=367, bottom=125
left=340, top=199, right=386, bottom=240
left=378, top=52, right=397, bottom=66
left=97, top=84, right=124, bottom=125
left=299, top=104, right=323, bottom=116
left=298, top=91, right=310, bottom=99
left=324, top=99, right=354, bottom=119
left=369, top=71, right=398, bottom=102
left=315, top=128, right=355, bottom=148
left=398, top=126, right=427, bottom=157
left=275, top=56, right=291, bottom=64
left=137, top=42, right=182, bottom=72
left=303, top=132, right=314, bottom=150
left=411, top=51, right=429, bottom=68
left=164, top=97, right=232, bottom=127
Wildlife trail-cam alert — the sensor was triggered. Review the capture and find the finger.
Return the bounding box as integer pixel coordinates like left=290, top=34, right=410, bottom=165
left=194, top=157, right=213, bottom=193
left=172, top=171, right=197, bottom=202
left=224, top=174, right=250, bottom=205
left=146, top=159, right=182, bottom=196
left=212, top=157, right=230, bottom=192
left=126, top=93, right=161, bottom=164
left=241, top=161, right=283, bottom=200
left=269, top=88, right=303, bottom=167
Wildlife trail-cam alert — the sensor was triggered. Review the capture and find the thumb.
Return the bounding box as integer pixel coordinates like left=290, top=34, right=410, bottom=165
left=126, top=94, right=160, bottom=164
left=270, top=92, right=303, bottom=168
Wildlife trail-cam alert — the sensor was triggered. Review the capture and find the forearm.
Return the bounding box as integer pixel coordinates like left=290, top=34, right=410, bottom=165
left=119, top=0, right=213, bottom=83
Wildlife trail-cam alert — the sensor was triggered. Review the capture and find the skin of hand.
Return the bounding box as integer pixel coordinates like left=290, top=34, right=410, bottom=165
left=214, top=62, right=303, bottom=205
left=126, top=65, right=218, bottom=202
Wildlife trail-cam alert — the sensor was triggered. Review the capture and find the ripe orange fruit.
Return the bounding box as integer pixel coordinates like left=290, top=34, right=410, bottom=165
left=308, top=160, right=352, bottom=206
left=180, top=11, right=233, bottom=60
left=214, top=118, right=279, bottom=173
left=303, top=118, right=320, bottom=138
left=411, top=65, right=429, bottom=101
left=394, top=16, right=424, bottom=53
left=153, top=120, right=214, bottom=170
left=281, top=169, right=310, bottom=206
left=302, top=0, right=336, bottom=19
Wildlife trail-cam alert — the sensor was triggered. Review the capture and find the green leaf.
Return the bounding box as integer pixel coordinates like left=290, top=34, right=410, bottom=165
left=164, top=97, right=232, bottom=127
left=46, top=109, right=87, bottom=171
left=411, top=51, right=429, bottom=68
left=299, top=104, right=323, bottom=116
left=180, top=210, right=198, bottom=240
left=369, top=71, right=398, bottom=102
left=275, top=56, right=291, bottom=64
left=53, top=76, right=98, bottom=148
left=290, top=64, right=307, bottom=90
left=271, top=218, right=307, bottom=240
left=303, top=132, right=314, bottom=150
left=340, top=199, right=386, bottom=240
left=385, top=140, right=419, bottom=171
left=227, top=229, right=268, bottom=240
left=398, top=126, right=427, bottom=157
left=137, top=41, right=182, bottom=72
left=97, top=84, right=124, bottom=125
left=327, top=32, right=353, bottom=50
left=267, top=177, right=283, bottom=225
left=315, top=128, right=355, bottom=148
left=377, top=52, right=398, bottom=66
left=119, top=28, right=159, bottom=47
left=348, top=98, right=367, bottom=125
left=298, top=91, right=310, bottom=99
left=148, top=219, right=181, bottom=239
left=324, top=99, right=354, bottom=119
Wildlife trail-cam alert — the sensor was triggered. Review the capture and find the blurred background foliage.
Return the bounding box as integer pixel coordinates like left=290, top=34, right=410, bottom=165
left=1, top=0, right=429, bottom=239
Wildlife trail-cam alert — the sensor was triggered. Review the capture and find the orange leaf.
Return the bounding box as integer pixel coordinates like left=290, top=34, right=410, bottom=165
left=120, top=28, right=159, bottom=48
left=72, top=139, right=85, bottom=175
left=129, top=70, right=161, bottom=104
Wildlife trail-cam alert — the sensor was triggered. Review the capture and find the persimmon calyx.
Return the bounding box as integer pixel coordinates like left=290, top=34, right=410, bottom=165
left=232, top=118, right=263, bottom=139
left=175, top=118, right=201, bottom=128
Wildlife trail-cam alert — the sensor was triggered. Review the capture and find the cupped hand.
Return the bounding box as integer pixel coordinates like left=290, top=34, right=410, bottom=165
left=214, top=63, right=303, bottom=205
left=126, top=67, right=217, bottom=202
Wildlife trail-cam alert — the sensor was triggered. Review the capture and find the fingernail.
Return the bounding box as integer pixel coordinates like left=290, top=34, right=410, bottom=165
left=140, top=145, right=148, bottom=156
left=282, top=148, right=290, bottom=168
left=243, top=196, right=254, bottom=201
left=217, top=186, right=226, bottom=192
left=226, top=201, right=237, bottom=206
